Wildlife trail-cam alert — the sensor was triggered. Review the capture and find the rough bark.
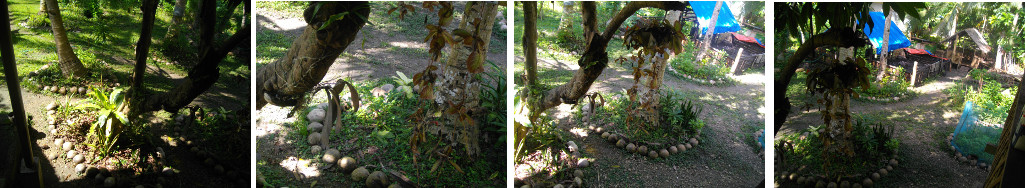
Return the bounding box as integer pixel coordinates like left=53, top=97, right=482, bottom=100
left=256, top=2, right=370, bottom=109
left=523, top=2, right=537, bottom=87
left=774, top=28, right=869, bottom=134
left=130, top=0, right=249, bottom=114
left=438, top=1, right=499, bottom=157
left=43, top=0, right=89, bottom=78
left=531, top=1, right=687, bottom=118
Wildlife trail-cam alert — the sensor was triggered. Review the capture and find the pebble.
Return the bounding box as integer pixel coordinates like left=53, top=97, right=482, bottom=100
left=62, top=142, right=73, bottom=151
left=67, top=150, right=77, bottom=159
left=75, top=164, right=86, bottom=173
left=576, top=159, right=589, bottom=167
left=73, top=154, right=84, bottom=164
left=162, top=167, right=174, bottom=176
left=308, top=122, right=324, bottom=132
left=311, top=145, right=322, bottom=154
left=323, top=149, right=341, bottom=163
left=306, top=108, right=326, bottom=122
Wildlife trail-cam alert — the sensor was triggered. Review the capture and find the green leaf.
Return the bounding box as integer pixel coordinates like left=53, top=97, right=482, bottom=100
left=319, top=12, right=350, bottom=31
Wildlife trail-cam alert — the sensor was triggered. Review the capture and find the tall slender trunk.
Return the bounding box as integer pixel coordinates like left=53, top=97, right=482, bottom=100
left=523, top=2, right=538, bottom=90
left=44, top=0, right=88, bottom=78
left=128, top=0, right=159, bottom=117
left=130, top=0, right=249, bottom=114
left=877, top=8, right=893, bottom=80
left=696, top=1, right=722, bottom=59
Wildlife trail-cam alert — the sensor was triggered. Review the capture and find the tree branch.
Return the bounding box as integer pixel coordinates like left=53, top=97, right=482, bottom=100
left=774, top=28, right=869, bottom=134
left=530, top=1, right=688, bottom=118
left=256, top=2, right=371, bottom=109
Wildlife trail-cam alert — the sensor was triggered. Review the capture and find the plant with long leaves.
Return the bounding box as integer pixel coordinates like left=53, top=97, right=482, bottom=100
left=76, top=87, right=130, bottom=159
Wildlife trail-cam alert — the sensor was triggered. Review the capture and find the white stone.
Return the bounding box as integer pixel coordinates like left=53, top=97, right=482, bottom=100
left=306, top=109, right=326, bottom=122
left=307, top=122, right=324, bottom=132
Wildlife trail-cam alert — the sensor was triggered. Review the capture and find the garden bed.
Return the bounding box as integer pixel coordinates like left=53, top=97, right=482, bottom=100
left=775, top=118, right=902, bottom=188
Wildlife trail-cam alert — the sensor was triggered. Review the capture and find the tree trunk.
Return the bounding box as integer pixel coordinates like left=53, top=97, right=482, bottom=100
left=218, top=0, right=243, bottom=34
left=256, top=2, right=370, bottom=109
left=164, top=0, right=188, bottom=39
left=774, top=28, right=870, bottom=134
left=129, top=0, right=159, bottom=116
left=529, top=1, right=687, bottom=119
left=523, top=2, right=538, bottom=88
left=877, top=8, right=893, bottom=80
left=129, top=0, right=250, bottom=114
left=438, top=1, right=499, bottom=157
left=696, top=1, right=722, bottom=59
left=43, top=0, right=88, bottom=78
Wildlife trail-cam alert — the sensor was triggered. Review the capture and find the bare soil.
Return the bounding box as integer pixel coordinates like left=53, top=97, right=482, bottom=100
left=515, top=54, right=766, bottom=187
left=778, top=67, right=989, bottom=187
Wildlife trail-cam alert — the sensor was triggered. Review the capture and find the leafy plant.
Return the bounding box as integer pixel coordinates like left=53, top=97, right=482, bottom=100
left=392, top=71, right=415, bottom=98
left=76, top=87, right=130, bottom=159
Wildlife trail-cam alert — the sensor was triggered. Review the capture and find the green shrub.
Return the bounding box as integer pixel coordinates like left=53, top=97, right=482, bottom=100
left=75, top=87, right=130, bottom=159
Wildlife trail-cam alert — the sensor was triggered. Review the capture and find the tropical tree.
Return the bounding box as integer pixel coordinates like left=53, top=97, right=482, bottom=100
left=127, top=0, right=249, bottom=116
left=521, top=1, right=689, bottom=122
left=43, top=0, right=89, bottom=78
left=773, top=2, right=925, bottom=134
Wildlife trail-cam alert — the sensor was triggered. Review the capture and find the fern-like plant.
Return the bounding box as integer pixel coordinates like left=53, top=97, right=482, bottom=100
left=75, top=87, right=130, bottom=159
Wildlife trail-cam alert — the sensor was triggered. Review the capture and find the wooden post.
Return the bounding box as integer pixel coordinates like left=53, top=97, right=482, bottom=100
left=877, top=8, right=894, bottom=80
left=730, top=48, right=744, bottom=75
left=911, top=61, right=919, bottom=87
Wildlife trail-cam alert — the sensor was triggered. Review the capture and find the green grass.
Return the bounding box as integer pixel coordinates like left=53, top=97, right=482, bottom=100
left=6, top=0, right=249, bottom=95
left=263, top=76, right=505, bottom=187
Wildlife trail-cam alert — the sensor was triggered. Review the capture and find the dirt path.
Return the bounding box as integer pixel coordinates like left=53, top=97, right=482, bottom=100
left=517, top=53, right=766, bottom=186
left=6, top=63, right=250, bottom=187
left=778, top=68, right=988, bottom=187
left=256, top=7, right=507, bottom=84
left=254, top=5, right=508, bottom=187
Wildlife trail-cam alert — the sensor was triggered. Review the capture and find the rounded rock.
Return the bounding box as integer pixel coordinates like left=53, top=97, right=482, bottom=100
left=62, top=142, right=73, bottom=151
left=73, top=154, right=84, bottom=164
left=601, top=132, right=610, bottom=139
left=577, top=159, right=589, bottom=167
left=104, top=177, right=116, bottom=187
left=204, top=158, right=216, bottom=166
left=669, top=146, right=678, bottom=154
left=574, top=169, right=583, bottom=177
left=647, top=151, right=658, bottom=159
left=75, top=164, right=86, bottom=173
left=323, top=149, right=341, bottom=163
left=871, top=173, right=880, bottom=180
left=626, top=143, right=636, bottom=152
left=659, top=149, right=669, bottom=158
left=162, top=167, right=174, bottom=176
left=689, top=138, right=699, bottom=145
left=66, top=150, right=77, bottom=159
left=338, top=157, right=358, bottom=174
left=53, top=139, right=64, bottom=148
left=616, top=139, right=626, bottom=148
left=840, top=181, right=850, bottom=188
left=215, top=165, right=225, bottom=174
left=351, top=167, right=370, bottom=181
left=306, top=109, right=326, bottom=122
left=308, top=122, right=324, bottom=132
left=308, top=132, right=321, bottom=145
left=862, top=178, right=873, bottom=187
left=678, top=144, right=687, bottom=152
left=686, top=143, right=693, bottom=149
left=889, top=159, right=898, bottom=166
left=310, top=145, right=322, bottom=154
left=637, top=146, right=648, bottom=154
left=828, top=182, right=838, bottom=188
left=816, top=180, right=825, bottom=188
left=879, top=168, right=888, bottom=176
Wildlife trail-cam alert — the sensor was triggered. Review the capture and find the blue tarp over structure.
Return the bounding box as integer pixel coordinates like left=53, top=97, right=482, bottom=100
left=689, top=1, right=741, bottom=35
left=863, top=11, right=912, bottom=54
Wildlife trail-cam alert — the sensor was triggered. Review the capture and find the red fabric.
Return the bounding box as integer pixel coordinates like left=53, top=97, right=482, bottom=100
left=904, top=48, right=948, bottom=60
left=730, top=33, right=764, bottom=48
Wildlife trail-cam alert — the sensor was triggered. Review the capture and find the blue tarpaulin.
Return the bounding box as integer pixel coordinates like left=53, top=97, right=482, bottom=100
left=863, top=11, right=912, bottom=54
left=689, top=1, right=741, bottom=35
